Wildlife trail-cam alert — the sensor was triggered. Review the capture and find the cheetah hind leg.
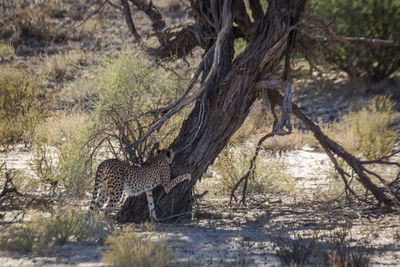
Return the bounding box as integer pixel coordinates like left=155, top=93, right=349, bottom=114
left=104, top=187, right=124, bottom=222
left=145, top=190, right=158, bottom=222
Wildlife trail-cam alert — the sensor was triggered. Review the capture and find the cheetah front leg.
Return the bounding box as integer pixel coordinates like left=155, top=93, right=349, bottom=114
left=145, top=190, right=158, bottom=222
left=162, top=173, right=191, bottom=194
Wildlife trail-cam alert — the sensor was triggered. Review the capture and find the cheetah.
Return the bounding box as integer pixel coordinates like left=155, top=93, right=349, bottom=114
left=88, top=149, right=191, bottom=221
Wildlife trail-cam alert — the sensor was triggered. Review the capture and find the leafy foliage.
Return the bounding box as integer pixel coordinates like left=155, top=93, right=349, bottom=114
left=31, top=112, right=98, bottom=196
left=90, top=50, right=187, bottom=163
left=313, top=0, right=400, bottom=82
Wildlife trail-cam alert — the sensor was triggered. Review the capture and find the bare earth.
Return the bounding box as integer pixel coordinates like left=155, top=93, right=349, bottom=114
left=1, top=146, right=400, bottom=266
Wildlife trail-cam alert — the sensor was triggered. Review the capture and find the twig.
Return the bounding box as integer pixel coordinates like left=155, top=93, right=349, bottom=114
left=230, top=78, right=292, bottom=206
left=311, top=15, right=399, bottom=47
left=191, top=190, right=209, bottom=200
left=157, top=211, right=194, bottom=222
left=0, top=164, right=23, bottom=206
left=360, top=149, right=400, bottom=166
left=106, top=0, right=123, bottom=10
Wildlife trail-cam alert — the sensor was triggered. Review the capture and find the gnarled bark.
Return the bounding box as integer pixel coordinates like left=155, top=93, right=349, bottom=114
left=118, top=0, right=306, bottom=223
left=113, top=0, right=399, bottom=223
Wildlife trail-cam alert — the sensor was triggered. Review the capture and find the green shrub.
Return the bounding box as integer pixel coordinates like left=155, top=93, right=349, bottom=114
left=31, top=113, right=98, bottom=196
left=102, top=223, right=173, bottom=267
left=0, top=66, right=47, bottom=149
left=312, top=0, right=400, bottom=82
left=90, top=50, right=187, bottom=163
left=31, top=50, right=189, bottom=195
left=0, top=208, right=108, bottom=254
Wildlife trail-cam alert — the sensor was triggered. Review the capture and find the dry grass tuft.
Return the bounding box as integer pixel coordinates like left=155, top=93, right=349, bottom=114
left=102, top=223, right=173, bottom=267
left=0, top=208, right=108, bottom=254
left=0, top=65, right=47, bottom=149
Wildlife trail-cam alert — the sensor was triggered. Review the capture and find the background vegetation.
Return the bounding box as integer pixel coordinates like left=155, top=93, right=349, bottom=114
left=311, top=0, right=400, bottom=83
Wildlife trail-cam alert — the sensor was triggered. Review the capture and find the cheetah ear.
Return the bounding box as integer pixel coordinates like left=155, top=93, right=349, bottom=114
left=154, top=149, right=161, bottom=156
left=166, top=149, right=175, bottom=163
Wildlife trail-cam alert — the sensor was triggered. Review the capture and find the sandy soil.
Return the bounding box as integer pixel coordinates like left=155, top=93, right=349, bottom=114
left=1, top=147, right=400, bottom=266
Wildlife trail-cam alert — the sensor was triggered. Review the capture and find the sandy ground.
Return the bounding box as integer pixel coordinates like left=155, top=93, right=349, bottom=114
left=1, top=146, right=400, bottom=266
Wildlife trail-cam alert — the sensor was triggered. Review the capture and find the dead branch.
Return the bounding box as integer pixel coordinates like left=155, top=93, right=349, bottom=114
left=121, top=0, right=141, bottom=42
left=309, top=15, right=399, bottom=47
left=129, top=0, right=166, bottom=45
left=230, top=79, right=292, bottom=206
left=106, top=0, right=123, bottom=10
left=265, top=87, right=400, bottom=209
left=0, top=163, right=22, bottom=201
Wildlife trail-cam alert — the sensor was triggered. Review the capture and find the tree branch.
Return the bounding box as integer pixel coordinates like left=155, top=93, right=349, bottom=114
left=121, top=0, right=141, bottom=43
left=230, top=79, right=292, bottom=206
left=129, top=0, right=166, bottom=45
left=249, top=0, right=264, bottom=22
left=309, top=15, right=399, bottom=47
left=265, top=87, right=400, bottom=208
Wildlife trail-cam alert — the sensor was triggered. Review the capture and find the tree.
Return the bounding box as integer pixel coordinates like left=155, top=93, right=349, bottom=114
left=103, top=0, right=400, bottom=223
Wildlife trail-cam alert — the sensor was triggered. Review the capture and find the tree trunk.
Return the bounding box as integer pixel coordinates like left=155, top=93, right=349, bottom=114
left=118, top=0, right=306, bottom=223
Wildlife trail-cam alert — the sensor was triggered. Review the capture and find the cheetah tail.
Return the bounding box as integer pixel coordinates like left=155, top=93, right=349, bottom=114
left=88, top=164, right=103, bottom=214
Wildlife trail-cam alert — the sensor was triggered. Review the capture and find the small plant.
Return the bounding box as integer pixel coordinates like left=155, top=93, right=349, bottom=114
left=0, top=0, right=96, bottom=42
left=319, top=225, right=373, bottom=266
left=31, top=114, right=98, bottom=196
left=275, top=232, right=317, bottom=266
left=0, top=208, right=108, bottom=254
left=275, top=226, right=373, bottom=266
left=44, top=50, right=87, bottom=81
left=102, top=223, right=173, bottom=267
left=0, top=41, right=14, bottom=61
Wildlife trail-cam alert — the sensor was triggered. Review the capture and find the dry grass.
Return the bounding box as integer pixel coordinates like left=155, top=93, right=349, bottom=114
left=0, top=208, right=108, bottom=254
left=44, top=50, right=90, bottom=81
left=325, top=96, right=397, bottom=160
left=34, top=112, right=88, bottom=146
left=102, top=223, right=173, bottom=267
left=0, top=42, right=15, bottom=61
left=0, top=0, right=99, bottom=42
left=275, top=223, right=373, bottom=266
left=152, top=0, right=184, bottom=11
left=0, top=65, right=47, bottom=149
